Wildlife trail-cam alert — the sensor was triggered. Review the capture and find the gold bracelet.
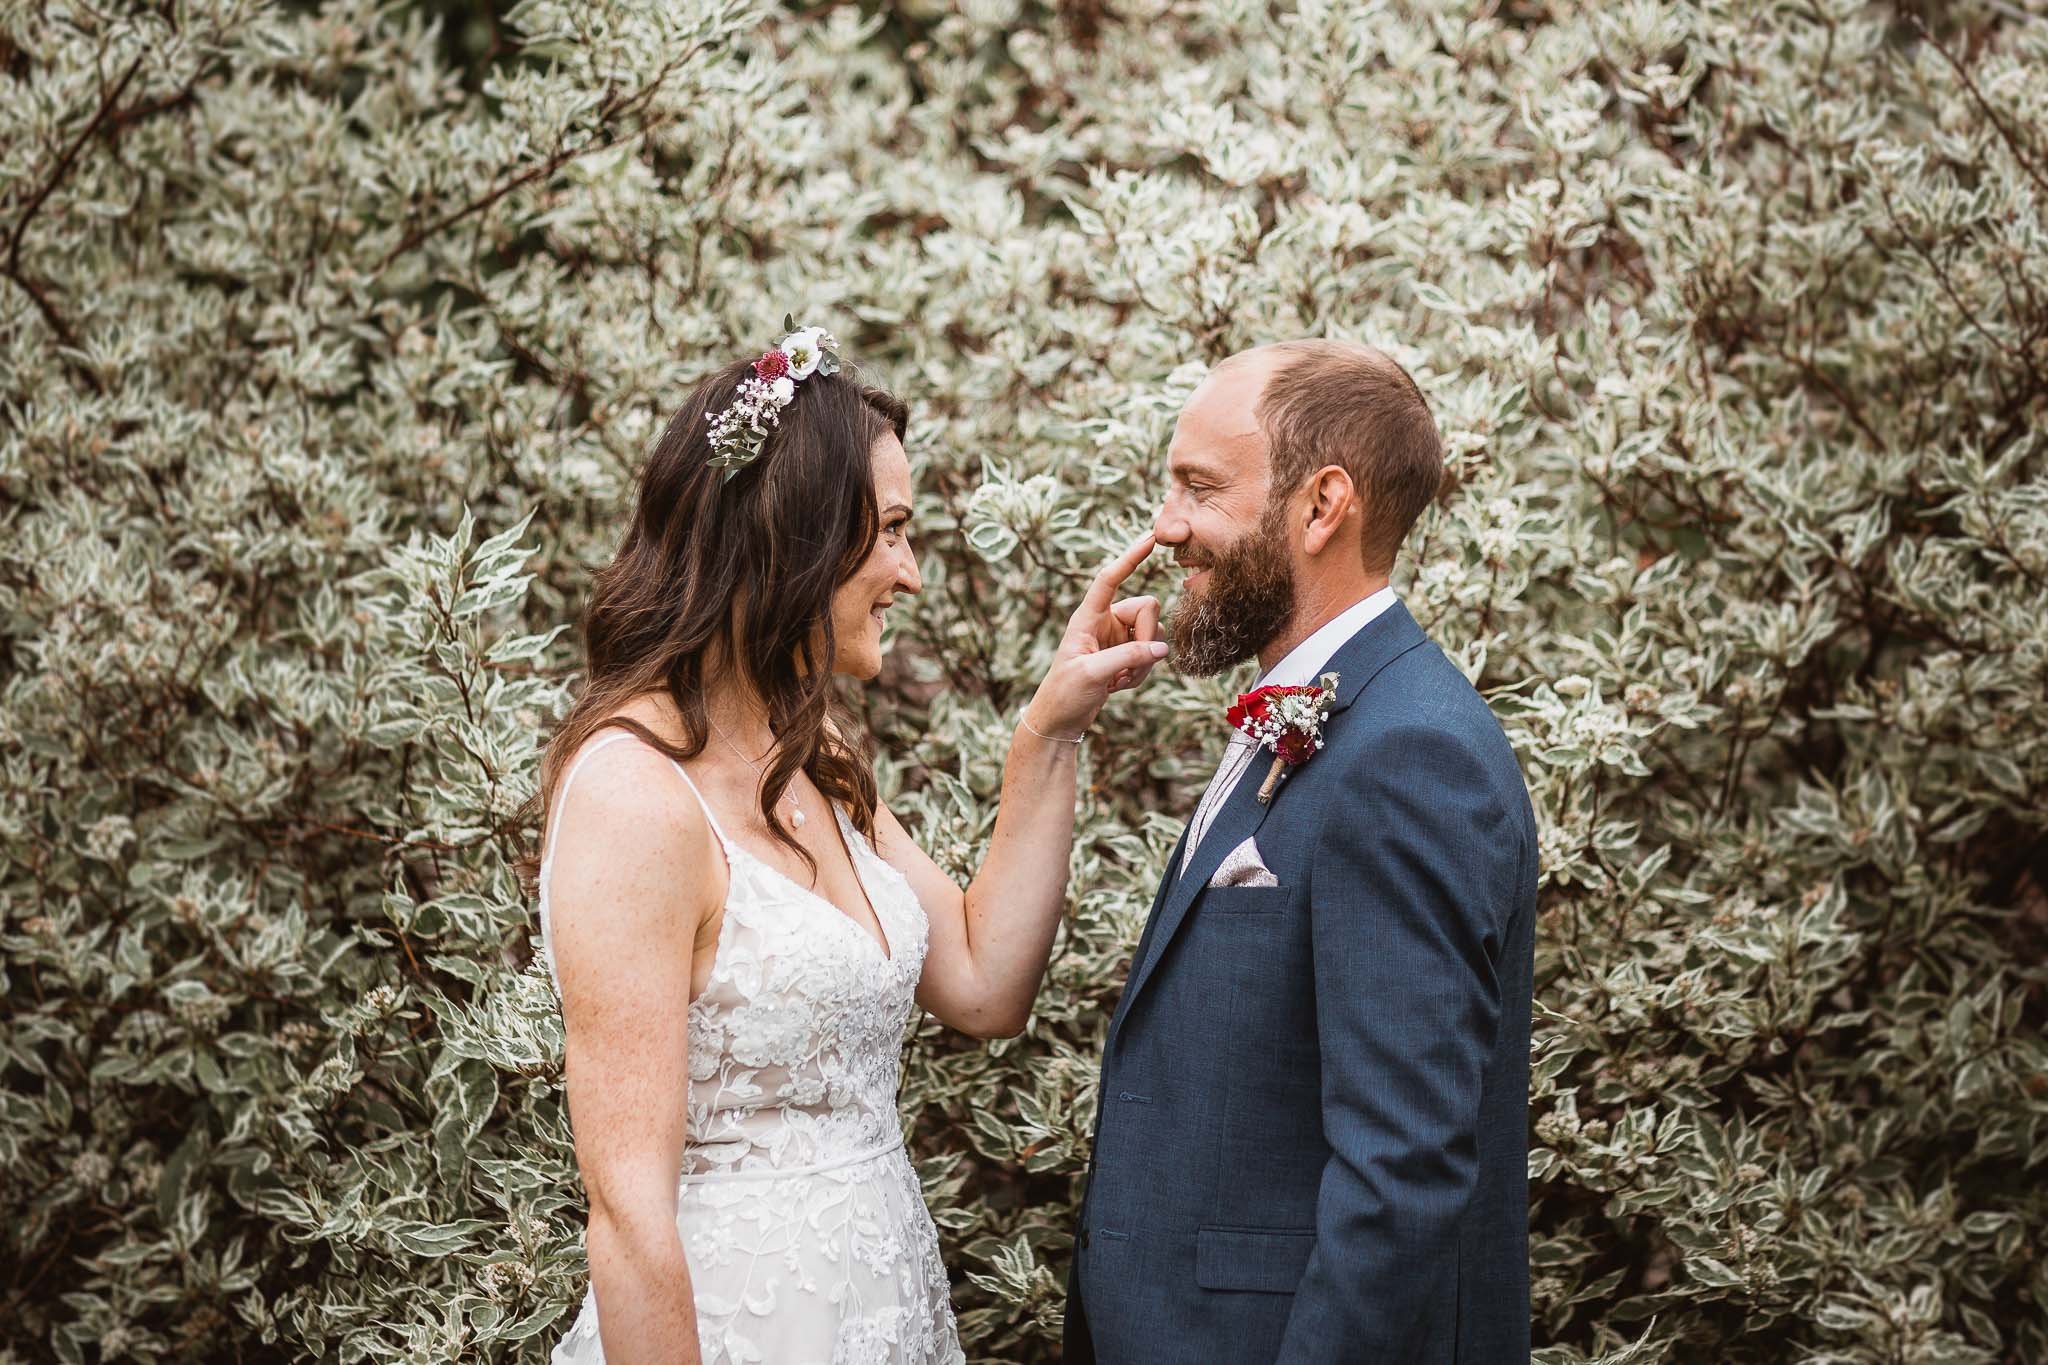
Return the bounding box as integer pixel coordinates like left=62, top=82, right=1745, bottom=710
left=1020, top=710, right=1085, bottom=745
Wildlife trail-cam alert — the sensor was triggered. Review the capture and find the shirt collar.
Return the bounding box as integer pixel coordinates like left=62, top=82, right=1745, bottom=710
left=1254, top=585, right=1400, bottom=689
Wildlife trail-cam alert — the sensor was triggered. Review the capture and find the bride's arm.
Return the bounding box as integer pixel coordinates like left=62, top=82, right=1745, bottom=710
left=880, top=714, right=1086, bottom=1038
left=549, top=742, right=721, bottom=1364
left=883, top=533, right=1166, bottom=1038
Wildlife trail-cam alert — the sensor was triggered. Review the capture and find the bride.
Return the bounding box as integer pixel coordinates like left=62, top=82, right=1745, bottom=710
left=532, top=324, right=1166, bottom=1364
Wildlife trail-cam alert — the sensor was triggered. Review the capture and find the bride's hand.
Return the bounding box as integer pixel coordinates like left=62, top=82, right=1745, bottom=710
left=1023, top=531, right=1168, bottom=739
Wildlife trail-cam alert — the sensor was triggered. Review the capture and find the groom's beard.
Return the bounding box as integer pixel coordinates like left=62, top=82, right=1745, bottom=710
left=1166, top=500, right=1296, bottom=677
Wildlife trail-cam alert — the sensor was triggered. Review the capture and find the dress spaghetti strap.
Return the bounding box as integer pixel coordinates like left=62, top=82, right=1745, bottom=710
left=541, top=727, right=734, bottom=883
left=541, top=729, right=638, bottom=874
left=535, top=726, right=738, bottom=1001
left=658, top=754, right=735, bottom=857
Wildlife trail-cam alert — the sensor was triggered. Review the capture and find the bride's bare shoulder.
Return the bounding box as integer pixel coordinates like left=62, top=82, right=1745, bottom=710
left=546, top=715, right=723, bottom=932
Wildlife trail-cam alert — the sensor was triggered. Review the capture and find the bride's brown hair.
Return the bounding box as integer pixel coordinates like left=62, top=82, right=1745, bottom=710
left=517, top=356, right=908, bottom=894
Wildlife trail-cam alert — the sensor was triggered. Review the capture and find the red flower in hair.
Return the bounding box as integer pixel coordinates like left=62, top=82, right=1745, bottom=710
left=753, top=348, right=790, bottom=380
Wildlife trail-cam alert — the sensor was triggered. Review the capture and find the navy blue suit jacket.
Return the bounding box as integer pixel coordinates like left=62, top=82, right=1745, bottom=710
left=1067, top=600, right=1537, bottom=1364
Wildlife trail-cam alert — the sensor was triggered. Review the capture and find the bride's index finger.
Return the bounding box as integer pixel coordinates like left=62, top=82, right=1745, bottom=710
left=1084, top=531, right=1158, bottom=614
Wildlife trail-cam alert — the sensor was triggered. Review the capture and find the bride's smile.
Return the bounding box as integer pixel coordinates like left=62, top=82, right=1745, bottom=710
left=819, top=430, right=920, bottom=681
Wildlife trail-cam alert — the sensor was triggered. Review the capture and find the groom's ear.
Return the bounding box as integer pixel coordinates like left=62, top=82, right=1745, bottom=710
left=1298, top=464, right=1360, bottom=559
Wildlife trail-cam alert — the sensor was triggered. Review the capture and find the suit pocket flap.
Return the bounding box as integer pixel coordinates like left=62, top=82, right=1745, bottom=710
left=1195, top=1226, right=1315, bottom=1294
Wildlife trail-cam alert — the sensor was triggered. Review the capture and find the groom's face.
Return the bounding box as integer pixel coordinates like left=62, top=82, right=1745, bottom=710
left=1154, top=363, right=1297, bottom=677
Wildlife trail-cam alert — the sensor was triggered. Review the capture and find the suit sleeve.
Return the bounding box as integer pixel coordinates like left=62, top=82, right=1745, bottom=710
left=1275, top=723, right=1512, bottom=1362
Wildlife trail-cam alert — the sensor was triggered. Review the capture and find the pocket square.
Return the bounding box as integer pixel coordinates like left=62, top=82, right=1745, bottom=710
left=1208, top=835, right=1280, bottom=888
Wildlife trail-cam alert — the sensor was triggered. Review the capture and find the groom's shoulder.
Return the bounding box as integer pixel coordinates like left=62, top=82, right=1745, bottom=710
left=1356, top=636, right=1505, bottom=739
left=1333, top=641, right=1523, bottom=791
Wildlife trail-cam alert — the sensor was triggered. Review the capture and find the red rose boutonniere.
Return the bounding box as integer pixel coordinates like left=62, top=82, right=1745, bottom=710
left=1227, top=671, right=1341, bottom=803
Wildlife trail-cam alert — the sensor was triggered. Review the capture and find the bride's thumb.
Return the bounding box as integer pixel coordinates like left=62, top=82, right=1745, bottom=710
left=1086, top=638, right=1169, bottom=687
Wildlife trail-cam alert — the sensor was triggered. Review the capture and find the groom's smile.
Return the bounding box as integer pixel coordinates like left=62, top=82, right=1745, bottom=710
left=1153, top=355, right=1300, bottom=678
left=1159, top=506, right=1295, bottom=677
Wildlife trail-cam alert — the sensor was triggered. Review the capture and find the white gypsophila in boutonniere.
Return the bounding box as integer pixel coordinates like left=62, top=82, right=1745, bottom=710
left=1226, top=670, right=1341, bottom=803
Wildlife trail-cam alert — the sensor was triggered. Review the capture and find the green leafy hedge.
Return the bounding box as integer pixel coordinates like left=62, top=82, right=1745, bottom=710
left=3, top=0, right=2044, bottom=1360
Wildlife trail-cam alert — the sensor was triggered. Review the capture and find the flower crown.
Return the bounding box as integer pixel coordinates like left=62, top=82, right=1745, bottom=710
left=705, top=315, right=844, bottom=480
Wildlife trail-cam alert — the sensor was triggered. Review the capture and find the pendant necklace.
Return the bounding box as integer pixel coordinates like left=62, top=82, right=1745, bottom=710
left=709, top=718, right=806, bottom=830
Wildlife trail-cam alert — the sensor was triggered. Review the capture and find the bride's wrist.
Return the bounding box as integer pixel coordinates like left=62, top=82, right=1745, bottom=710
left=1019, top=701, right=1086, bottom=746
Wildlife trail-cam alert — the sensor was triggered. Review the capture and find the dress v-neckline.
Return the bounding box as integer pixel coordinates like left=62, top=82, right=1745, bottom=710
left=728, top=803, right=893, bottom=963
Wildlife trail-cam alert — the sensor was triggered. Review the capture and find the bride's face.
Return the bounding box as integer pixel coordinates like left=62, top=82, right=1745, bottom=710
left=825, top=433, right=921, bottom=679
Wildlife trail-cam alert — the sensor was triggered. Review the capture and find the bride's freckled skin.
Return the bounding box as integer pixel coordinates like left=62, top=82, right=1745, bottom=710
left=820, top=432, right=922, bottom=680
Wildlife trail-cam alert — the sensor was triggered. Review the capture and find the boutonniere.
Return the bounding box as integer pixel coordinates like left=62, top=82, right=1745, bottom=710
left=1227, top=671, right=1341, bottom=803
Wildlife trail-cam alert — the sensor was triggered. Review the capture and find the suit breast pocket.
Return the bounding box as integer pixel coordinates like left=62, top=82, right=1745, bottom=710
left=1199, top=885, right=1289, bottom=914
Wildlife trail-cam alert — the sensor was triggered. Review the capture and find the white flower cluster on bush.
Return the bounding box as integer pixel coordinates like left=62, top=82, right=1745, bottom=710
left=3, top=0, right=2045, bottom=1362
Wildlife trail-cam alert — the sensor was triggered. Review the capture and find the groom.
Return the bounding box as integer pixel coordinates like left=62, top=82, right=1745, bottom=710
left=1068, top=340, right=1537, bottom=1363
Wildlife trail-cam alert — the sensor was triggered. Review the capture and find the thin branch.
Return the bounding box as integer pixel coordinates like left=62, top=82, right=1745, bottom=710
left=376, top=42, right=709, bottom=272
left=4, top=50, right=146, bottom=273
left=1912, top=13, right=2048, bottom=201
left=1, top=47, right=148, bottom=395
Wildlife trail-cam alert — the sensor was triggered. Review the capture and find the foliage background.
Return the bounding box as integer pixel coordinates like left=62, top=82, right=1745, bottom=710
left=4, top=0, right=2046, bottom=1361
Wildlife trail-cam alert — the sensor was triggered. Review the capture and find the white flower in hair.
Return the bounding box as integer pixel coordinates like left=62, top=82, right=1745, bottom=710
left=779, top=326, right=832, bottom=379
left=769, top=375, right=795, bottom=405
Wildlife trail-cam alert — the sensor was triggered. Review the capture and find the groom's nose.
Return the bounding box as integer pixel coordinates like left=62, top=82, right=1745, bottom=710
left=1151, top=492, right=1190, bottom=549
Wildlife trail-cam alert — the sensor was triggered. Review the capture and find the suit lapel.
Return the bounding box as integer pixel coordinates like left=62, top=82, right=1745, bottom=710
left=1104, top=823, right=1188, bottom=1044
left=1106, top=600, right=1429, bottom=1051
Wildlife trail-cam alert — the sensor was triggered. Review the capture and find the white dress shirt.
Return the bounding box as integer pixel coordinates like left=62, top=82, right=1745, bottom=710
left=1181, top=586, right=1399, bottom=874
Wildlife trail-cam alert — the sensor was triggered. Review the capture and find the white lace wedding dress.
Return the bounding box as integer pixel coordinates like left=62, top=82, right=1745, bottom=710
left=537, top=730, right=964, bottom=1365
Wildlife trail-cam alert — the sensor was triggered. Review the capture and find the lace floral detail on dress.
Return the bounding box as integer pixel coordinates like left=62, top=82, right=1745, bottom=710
left=676, top=830, right=925, bottom=1179
left=536, top=731, right=961, bottom=1365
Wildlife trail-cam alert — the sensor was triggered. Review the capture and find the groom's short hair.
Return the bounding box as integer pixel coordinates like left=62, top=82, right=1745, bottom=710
left=1232, top=339, right=1447, bottom=575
